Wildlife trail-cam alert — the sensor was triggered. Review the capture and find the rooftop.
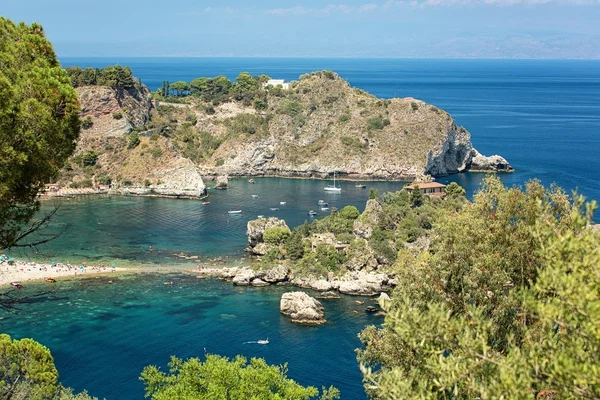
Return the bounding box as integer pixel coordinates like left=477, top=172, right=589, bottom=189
left=405, top=182, right=446, bottom=190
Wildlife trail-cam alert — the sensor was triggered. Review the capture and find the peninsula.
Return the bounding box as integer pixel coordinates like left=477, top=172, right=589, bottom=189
left=56, top=68, right=512, bottom=194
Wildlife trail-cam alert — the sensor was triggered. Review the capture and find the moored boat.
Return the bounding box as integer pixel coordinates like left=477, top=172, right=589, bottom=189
left=308, top=210, right=318, bottom=216
left=202, top=201, right=210, bottom=205
left=10, top=282, right=23, bottom=289
left=355, top=184, right=366, bottom=188
left=324, top=172, right=342, bottom=192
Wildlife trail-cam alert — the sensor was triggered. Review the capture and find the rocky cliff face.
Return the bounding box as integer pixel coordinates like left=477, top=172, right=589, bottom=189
left=60, top=83, right=206, bottom=197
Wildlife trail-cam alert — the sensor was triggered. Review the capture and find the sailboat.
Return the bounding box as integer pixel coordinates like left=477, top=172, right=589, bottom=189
left=324, top=172, right=342, bottom=192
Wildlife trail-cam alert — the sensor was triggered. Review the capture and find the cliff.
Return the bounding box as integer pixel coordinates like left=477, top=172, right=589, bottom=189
left=59, top=83, right=206, bottom=198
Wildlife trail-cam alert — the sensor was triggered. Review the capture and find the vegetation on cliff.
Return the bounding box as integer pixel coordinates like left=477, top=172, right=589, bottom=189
left=357, top=176, right=600, bottom=399
left=0, top=17, right=81, bottom=249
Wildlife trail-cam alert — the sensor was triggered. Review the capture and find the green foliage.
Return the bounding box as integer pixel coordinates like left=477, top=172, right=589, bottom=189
left=81, top=116, right=93, bottom=129
left=231, top=72, right=261, bottom=104
left=0, top=334, right=97, bottom=400
left=81, top=150, right=99, bottom=166
left=169, top=81, right=191, bottom=96
left=409, top=185, right=423, bottom=207
left=283, top=100, right=303, bottom=118
left=410, top=101, right=419, bottom=111
left=254, top=98, right=268, bottom=110
left=358, top=177, right=598, bottom=399
left=112, top=112, right=123, bottom=120
left=338, top=113, right=350, bottom=122
left=127, top=132, right=140, bottom=149
left=225, top=114, right=267, bottom=136
left=285, top=223, right=310, bottom=260
left=444, top=181, right=466, bottom=198
left=263, top=226, right=291, bottom=245
left=367, top=117, right=390, bottom=130
left=140, top=354, right=339, bottom=400
left=190, top=75, right=232, bottom=103
left=0, top=18, right=81, bottom=249
left=215, top=159, right=224, bottom=167
left=340, top=136, right=366, bottom=151
left=339, top=205, right=360, bottom=220
left=69, top=179, right=92, bottom=189
left=66, top=65, right=135, bottom=89
left=369, top=188, right=379, bottom=200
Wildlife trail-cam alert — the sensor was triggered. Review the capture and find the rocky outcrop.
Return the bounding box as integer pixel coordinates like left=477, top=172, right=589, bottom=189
left=280, top=292, right=326, bottom=324
left=246, top=217, right=290, bottom=253
left=215, top=175, right=229, bottom=190
left=345, top=239, right=379, bottom=271
left=77, top=84, right=152, bottom=137
left=467, top=149, right=514, bottom=173
left=334, top=271, right=394, bottom=296
left=115, top=159, right=207, bottom=198
left=232, top=269, right=256, bottom=286
left=263, top=265, right=290, bottom=283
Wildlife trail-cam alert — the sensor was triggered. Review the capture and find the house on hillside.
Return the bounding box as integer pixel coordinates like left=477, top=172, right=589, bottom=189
left=264, top=79, right=290, bottom=90
left=404, top=182, right=446, bottom=198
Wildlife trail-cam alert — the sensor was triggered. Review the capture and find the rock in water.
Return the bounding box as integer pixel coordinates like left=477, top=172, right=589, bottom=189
left=280, top=292, right=326, bottom=325
left=232, top=269, right=256, bottom=286
left=263, top=265, right=290, bottom=283
left=468, top=149, right=514, bottom=172
left=246, top=217, right=290, bottom=251
left=215, top=175, right=229, bottom=189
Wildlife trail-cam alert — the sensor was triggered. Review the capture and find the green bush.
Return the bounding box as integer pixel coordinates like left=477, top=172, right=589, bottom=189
left=445, top=182, right=466, bottom=198
left=70, top=178, right=92, bottom=189
left=112, top=112, right=123, bottom=120
left=215, top=159, right=224, bottom=167
left=339, top=205, right=360, bottom=220
left=127, top=132, right=140, bottom=149
left=81, top=116, right=93, bottom=129
left=411, top=101, right=419, bottom=111
left=148, top=147, right=163, bottom=158
left=263, top=226, right=291, bottom=245
left=81, top=150, right=99, bottom=167
left=338, top=113, right=351, bottom=122
left=367, top=117, right=390, bottom=130
left=283, top=100, right=302, bottom=118
left=254, top=98, right=268, bottom=110
left=150, top=133, right=160, bottom=141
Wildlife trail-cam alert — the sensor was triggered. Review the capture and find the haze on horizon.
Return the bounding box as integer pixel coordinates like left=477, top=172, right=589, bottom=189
left=4, top=0, right=600, bottom=59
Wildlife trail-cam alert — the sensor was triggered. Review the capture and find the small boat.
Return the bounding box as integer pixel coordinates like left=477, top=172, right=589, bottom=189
left=257, top=338, right=269, bottom=345
left=308, top=210, right=318, bottom=216
left=269, top=207, right=280, bottom=211
left=45, top=277, right=56, bottom=283
left=164, top=281, right=173, bottom=286
left=251, top=194, right=259, bottom=198
left=10, top=282, right=23, bottom=289
left=317, top=200, right=328, bottom=206
left=249, top=179, right=255, bottom=184
left=257, top=215, right=264, bottom=218
left=321, top=207, right=330, bottom=211
left=228, top=209, right=243, bottom=214
left=202, top=201, right=210, bottom=205
left=324, top=172, right=342, bottom=192
left=365, top=306, right=378, bottom=313
left=280, top=201, right=286, bottom=205
left=355, top=184, right=367, bottom=189
left=355, top=300, right=365, bottom=305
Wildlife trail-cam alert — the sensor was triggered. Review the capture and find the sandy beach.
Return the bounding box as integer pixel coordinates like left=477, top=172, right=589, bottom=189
left=0, top=257, right=128, bottom=286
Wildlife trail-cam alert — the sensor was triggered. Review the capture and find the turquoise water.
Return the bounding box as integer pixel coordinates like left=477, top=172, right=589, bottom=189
left=10, top=178, right=406, bottom=265
left=1, top=273, right=381, bottom=399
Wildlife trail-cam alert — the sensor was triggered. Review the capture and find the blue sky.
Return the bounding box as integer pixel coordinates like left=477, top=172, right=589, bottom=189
left=4, top=0, right=600, bottom=58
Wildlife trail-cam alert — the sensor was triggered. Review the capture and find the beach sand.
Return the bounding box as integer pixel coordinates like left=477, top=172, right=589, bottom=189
left=0, top=259, right=128, bottom=286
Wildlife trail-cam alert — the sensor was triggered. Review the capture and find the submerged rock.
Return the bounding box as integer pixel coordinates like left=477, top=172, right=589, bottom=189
left=250, top=278, right=269, bottom=287
left=280, top=292, right=326, bottom=325
left=318, top=291, right=341, bottom=299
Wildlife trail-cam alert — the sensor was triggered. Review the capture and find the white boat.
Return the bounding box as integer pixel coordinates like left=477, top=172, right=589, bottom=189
left=251, top=194, right=259, bottom=198
left=270, top=207, right=280, bottom=211
left=317, top=200, right=328, bottom=206
left=280, top=201, right=286, bottom=205
left=324, top=172, right=342, bottom=192
left=228, top=209, right=243, bottom=214
left=321, top=207, right=330, bottom=211
left=257, top=338, right=269, bottom=345
left=308, top=210, right=318, bottom=216
left=258, top=215, right=264, bottom=218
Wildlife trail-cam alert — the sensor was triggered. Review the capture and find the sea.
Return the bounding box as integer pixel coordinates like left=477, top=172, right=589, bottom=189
left=2, top=58, right=600, bottom=399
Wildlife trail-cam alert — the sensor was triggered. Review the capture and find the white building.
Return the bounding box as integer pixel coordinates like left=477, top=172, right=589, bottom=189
left=264, top=79, right=290, bottom=90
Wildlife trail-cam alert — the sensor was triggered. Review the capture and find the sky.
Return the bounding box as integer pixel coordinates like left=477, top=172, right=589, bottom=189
left=3, top=0, right=600, bottom=58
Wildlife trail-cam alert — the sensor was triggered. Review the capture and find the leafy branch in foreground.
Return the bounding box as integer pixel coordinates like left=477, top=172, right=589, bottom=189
left=358, top=176, right=600, bottom=399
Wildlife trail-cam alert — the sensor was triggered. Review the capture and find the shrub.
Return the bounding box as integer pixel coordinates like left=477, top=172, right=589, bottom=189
left=81, top=150, right=99, bottom=166
left=339, top=205, right=360, bottom=220
left=215, top=159, right=224, bottom=167
left=70, top=178, right=92, bottom=188
left=143, top=179, right=151, bottom=187
left=185, top=113, right=197, bottom=126
left=411, top=101, right=419, bottom=111
left=150, top=133, right=160, bottom=141
left=263, top=226, right=291, bottom=245
left=254, top=99, right=267, bottom=110
left=148, top=147, right=163, bottom=158
left=127, top=132, right=140, bottom=149
left=367, top=117, right=390, bottom=130
left=445, top=182, right=466, bottom=198
left=338, top=113, right=350, bottom=122
left=283, top=100, right=302, bottom=118
left=112, top=112, right=123, bottom=120
left=81, top=116, right=93, bottom=129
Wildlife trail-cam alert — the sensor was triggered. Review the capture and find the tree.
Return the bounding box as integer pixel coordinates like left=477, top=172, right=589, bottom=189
left=444, top=181, right=466, bottom=198
left=358, top=177, right=599, bottom=399
left=127, top=132, right=140, bottom=149
left=169, top=81, right=190, bottom=96
left=231, top=72, right=260, bottom=103
left=408, top=185, right=423, bottom=207
left=0, top=18, right=81, bottom=250
left=263, top=226, right=291, bottom=245
left=140, top=354, right=340, bottom=400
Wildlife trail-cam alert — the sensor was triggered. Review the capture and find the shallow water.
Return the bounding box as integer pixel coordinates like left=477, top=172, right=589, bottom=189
left=1, top=273, right=381, bottom=399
